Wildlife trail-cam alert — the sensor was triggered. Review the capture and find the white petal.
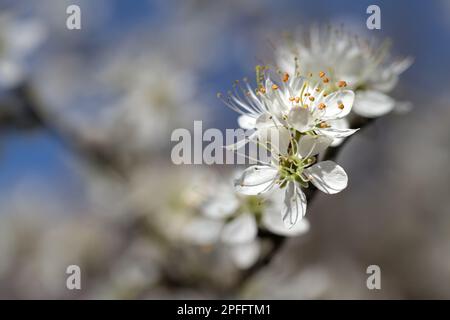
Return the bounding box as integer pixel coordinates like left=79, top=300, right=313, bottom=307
left=316, top=118, right=359, bottom=147
left=257, top=126, right=291, bottom=156
left=228, top=240, right=261, bottom=269
left=353, top=90, right=395, bottom=118
left=263, top=203, right=310, bottom=237
left=298, top=134, right=333, bottom=158
left=321, top=90, right=354, bottom=120
left=234, top=165, right=278, bottom=195
left=202, top=191, right=239, bottom=220
left=288, top=107, right=313, bottom=132
left=304, top=161, right=348, bottom=194
left=282, top=182, right=307, bottom=228
left=183, top=218, right=224, bottom=245
left=238, top=114, right=257, bottom=129
left=255, top=113, right=276, bottom=130
left=221, top=213, right=257, bottom=245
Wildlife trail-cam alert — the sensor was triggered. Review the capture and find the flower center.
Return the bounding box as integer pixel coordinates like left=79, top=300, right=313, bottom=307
left=278, top=154, right=315, bottom=188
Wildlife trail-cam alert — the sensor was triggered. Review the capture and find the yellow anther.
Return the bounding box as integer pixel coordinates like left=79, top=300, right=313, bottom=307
left=338, top=102, right=345, bottom=110
left=322, top=77, right=329, bottom=83
left=282, top=73, right=289, bottom=82
left=318, top=103, right=326, bottom=110
left=309, top=96, right=315, bottom=102
left=272, top=84, right=279, bottom=90
left=289, top=97, right=295, bottom=102
left=319, top=71, right=326, bottom=78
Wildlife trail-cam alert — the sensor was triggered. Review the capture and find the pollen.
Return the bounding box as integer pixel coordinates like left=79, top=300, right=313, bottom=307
left=337, top=80, right=347, bottom=88
left=272, top=84, right=279, bottom=90
left=282, top=73, right=289, bottom=82
left=319, top=71, right=325, bottom=78
left=318, top=103, right=326, bottom=110
left=338, top=102, right=345, bottom=110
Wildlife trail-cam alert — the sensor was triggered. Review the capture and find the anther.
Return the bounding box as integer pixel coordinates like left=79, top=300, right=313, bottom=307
left=319, top=71, right=325, bottom=78
left=272, top=84, right=279, bottom=90
left=337, top=80, right=347, bottom=88
left=282, top=73, right=289, bottom=82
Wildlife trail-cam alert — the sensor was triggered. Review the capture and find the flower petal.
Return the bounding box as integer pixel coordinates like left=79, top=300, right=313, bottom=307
left=321, top=90, right=354, bottom=120
left=221, top=213, right=257, bottom=245
left=353, top=90, right=395, bottom=118
left=316, top=118, right=359, bottom=147
left=234, top=165, right=278, bottom=195
left=304, top=160, right=348, bottom=194
left=238, top=114, right=257, bottom=129
left=298, top=134, right=333, bottom=158
left=202, top=191, right=239, bottom=220
left=263, top=201, right=310, bottom=236
left=183, top=218, right=224, bottom=245
left=228, top=240, right=260, bottom=269
left=288, top=107, right=313, bottom=132
left=282, top=182, right=307, bottom=228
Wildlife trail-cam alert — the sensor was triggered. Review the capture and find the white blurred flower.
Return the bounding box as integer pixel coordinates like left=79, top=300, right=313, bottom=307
left=183, top=174, right=310, bottom=269
left=0, top=12, right=45, bottom=89
left=276, top=27, right=412, bottom=118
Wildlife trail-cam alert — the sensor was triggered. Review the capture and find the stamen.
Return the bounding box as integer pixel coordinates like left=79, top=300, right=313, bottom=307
left=309, top=96, right=315, bottom=101
left=337, top=80, right=347, bottom=88
left=338, top=102, right=345, bottom=110
left=282, top=73, right=289, bottom=82
left=318, top=103, right=326, bottom=110
left=272, top=84, right=279, bottom=90
left=319, top=71, right=325, bottom=78
left=322, top=77, right=330, bottom=83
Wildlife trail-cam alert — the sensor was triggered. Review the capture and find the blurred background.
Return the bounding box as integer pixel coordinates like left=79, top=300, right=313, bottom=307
left=0, top=0, right=449, bottom=299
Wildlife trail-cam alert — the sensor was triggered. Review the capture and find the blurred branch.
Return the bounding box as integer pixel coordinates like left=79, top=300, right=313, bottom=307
left=1, top=82, right=128, bottom=180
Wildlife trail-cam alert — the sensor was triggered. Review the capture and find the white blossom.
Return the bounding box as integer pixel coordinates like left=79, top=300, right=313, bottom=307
left=221, top=72, right=358, bottom=149
left=276, top=27, right=412, bottom=118
left=234, top=133, right=348, bottom=229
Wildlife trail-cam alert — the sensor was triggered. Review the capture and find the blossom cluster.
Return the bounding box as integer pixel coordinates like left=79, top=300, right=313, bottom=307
left=184, top=28, right=411, bottom=268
